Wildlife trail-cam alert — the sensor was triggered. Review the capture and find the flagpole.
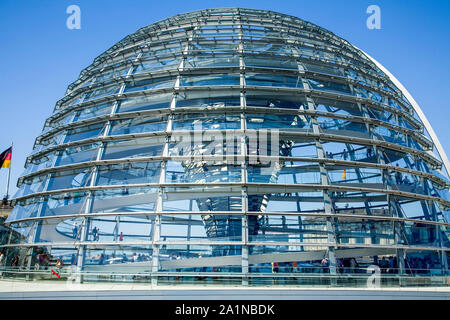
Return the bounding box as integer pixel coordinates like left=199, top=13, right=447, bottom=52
left=5, top=142, right=12, bottom=200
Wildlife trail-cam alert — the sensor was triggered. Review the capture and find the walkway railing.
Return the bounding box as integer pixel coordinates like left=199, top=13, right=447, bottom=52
left=0, top=266, right=448, bottom=289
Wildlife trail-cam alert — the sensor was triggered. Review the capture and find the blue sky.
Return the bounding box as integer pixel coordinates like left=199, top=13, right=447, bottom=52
left=0, top=0, right=449, bottom=196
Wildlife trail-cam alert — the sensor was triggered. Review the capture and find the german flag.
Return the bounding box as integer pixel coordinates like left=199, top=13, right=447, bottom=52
left=0, top=147, right=12, bottom=168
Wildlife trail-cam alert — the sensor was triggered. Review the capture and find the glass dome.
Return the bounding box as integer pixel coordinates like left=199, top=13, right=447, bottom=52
left=3, top=8, right=449, bottom=284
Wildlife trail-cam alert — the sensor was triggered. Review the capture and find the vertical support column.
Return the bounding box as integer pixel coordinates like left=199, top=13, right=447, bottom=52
left=25, top=200, right=49, bottom=277
left=385, top=171, right=408, bottom=275
left=396, top=247, right=406, bottom=275
left=76, top=194, right=93, bottom=283
left=151, top=126, right=169, bottom=286
left=241, top=187, right=249, bottom=286
left=441, top=248, right=449, bottom=276
left=150, top=47, right=181, bottom=283
left=388, top=193, right=406, bottom=275
left=112, top=215, right=121, bottom=258
left=151, top=198, right=162, bottom=286
left=289, top=46, right=307, bottom=251
left=368, top=93, right=407, bottom=271
left=113, top=216, right=120, bottom=242
left=240, top=112, right=249, bottom=285
left=236, top=12, right=249, bottom=286
left=187, top=210, right=192, bottom=255
left=240, top=123, right=249, bottom=285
